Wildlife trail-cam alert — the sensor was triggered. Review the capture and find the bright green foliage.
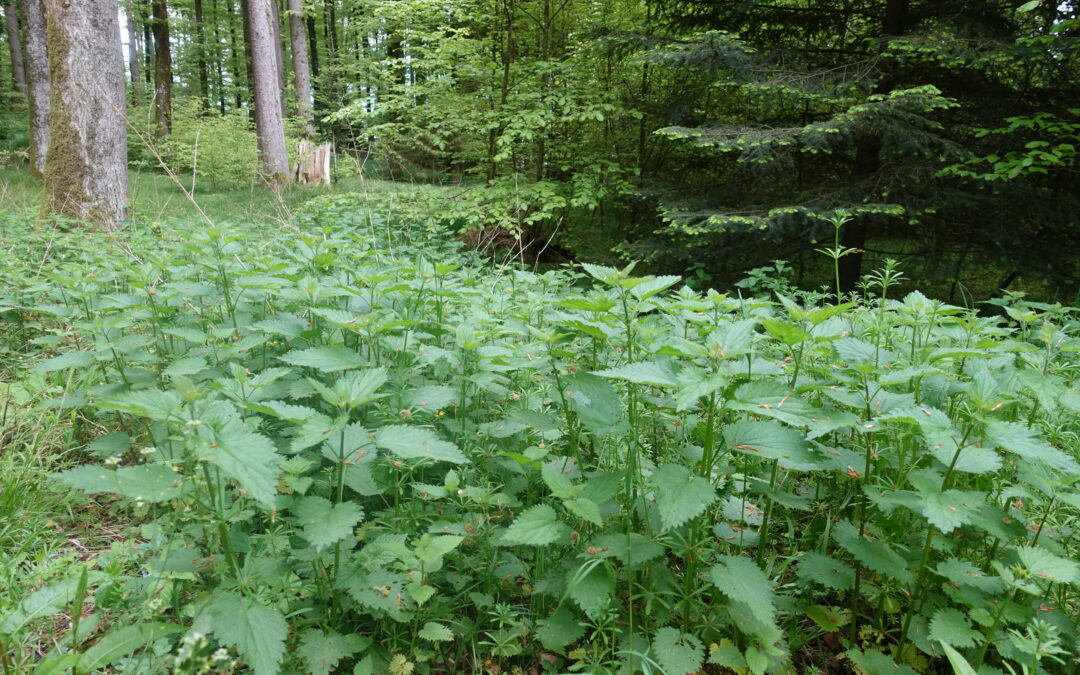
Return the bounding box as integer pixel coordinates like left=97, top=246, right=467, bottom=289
left=3, top=211, right=1079, bottom=674
left=210, top=593, right=288, bottom=675
left=651, top=626, right=705, bottom=675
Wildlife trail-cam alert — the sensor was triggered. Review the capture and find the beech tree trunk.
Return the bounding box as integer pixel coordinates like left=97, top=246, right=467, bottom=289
left=20, top=0, right=47, bottom=177
left=151, top=0, right=171, bottom=134
left=126, top=3, right=143, bottom=103
left=286, top=0, right=313, bottom=136
left=193, top=0, right=209, bottom=106
left=246, top=0, right=289, bottom=186
left=4, top=3, right=25, bottom=94
left=43, top=0, right=127, bottom=229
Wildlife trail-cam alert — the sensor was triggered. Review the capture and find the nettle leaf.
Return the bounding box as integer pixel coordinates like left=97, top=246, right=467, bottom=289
left=53, top=464, right=181, bottom=503
left=536, top=607, right=586, bottom=650
left=567, top=561, right=614, bottom=618
left=418, top=622, right=454, bottom=642
left=198, top=405, right=280, bottom=508
left=760, top=318, right=811, bottom=346
left=342, top=566, right=408, bottom=613
left=279, top=345, right=367, bottom=372
left=504, top=504, right=570, bottom=546
left=1015, top=546, right=1080, bottom=583
left=709, top=555, right=775, bottom=625
left=34, top=350, right=94, bottom=372
left=542, top=460, right=580, bottom=499
left=649, top=464, right=716, bottom=532
left=652, top=627, right=705, bottom=675
left=928, top=608, right=983, bottom=648
left=846, top=648, right=920, bottom=675
left=565, top=372, right=624, bottom=434
left=164, top=355, right=207, bottom=377
left=374, top=425, right=468, bottom=464
left=404, top=385, right=457, bottom=413
left=724, top=419, right=819, bottom=470
left=587, top=533, right=664, bottom=567
left=934, top=559, right=1004, bottom=593
left=298, top=629, right=365, bottom=675
left=806, top=605, right=850, bottom=633
left=564, top=497, right=603, bottom=525
left=629, top=274, right=681, bottom=300
left=210, top=592, right=287, bottom=675
left=293, top=496, right=364, bottom=551
left=985, top=419, right=1080, bottom=473
left=910, top=475, right=984, bottom=533
left=796, top=552, right=856, bottom=591
left=593, top=360, right=678, bottom=388
left=832, top=520, right=914, bottom=585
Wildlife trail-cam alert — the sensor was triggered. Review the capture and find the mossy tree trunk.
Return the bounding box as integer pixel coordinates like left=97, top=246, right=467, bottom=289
left=42, top=0, right=127, bottom=229
left=19, top=0, right=46, bottom=177
left=246, top=0, right=289, bottom=187
left=4, top=3, right=26, bottom=94
left=151, top=0, right=171, bottom=134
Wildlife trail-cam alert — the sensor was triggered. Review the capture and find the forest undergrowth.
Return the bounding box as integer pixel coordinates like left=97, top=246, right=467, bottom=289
left=0, top=199, right=1078, bottom=675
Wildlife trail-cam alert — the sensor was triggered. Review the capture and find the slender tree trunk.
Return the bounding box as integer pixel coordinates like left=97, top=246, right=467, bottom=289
left=271, top=0, right=285, bottom=111
left=126, top=4, right=143, bottom=103
left=193, top=0, right=209, bottom=107
left=151, top=0, right=171, bottom=134
left=226, top=0, right=243, bottom=108
left=306, top=11, right=317, bottom=79
left=286, top=0, right=313, bottom=136
left=42, top=0, right=127, bottom=229
left=4, top=3, right=25, bottom=94
left=19, top=0, right=46, bottom=177
left=142, top=2, right=153, bottom=91
left=239, top=0, right=255, bottom=119
left=246, top=0, right=289, bottom=186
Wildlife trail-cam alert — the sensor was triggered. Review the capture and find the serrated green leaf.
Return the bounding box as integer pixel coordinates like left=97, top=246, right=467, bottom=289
left=650, top=464, right=715, bottom=532
left=404, top=385, right=457, bottom=412
left=587, top=533, right=664, bottom=567
left=797, top=553, right=855, bottom=591
left=567, top=561, right=613, bottom=618
left=846, top=648, right=920, bottom=675
left=164, top=356, right=207, bottom=377
left=340, top=566, right=408, bottom=612
left=833, top=520, right=914, bottom=585
left=564, top=497, right=603, bottom=525
left=504, top=504, right=569, bottom=546
left=565, top=372, right=623, bottom=434
left=280, top=345, right=367, bottom=372
left=709, top=555, right=775, bottom=625
left=210, top=592, right=287, bottom=675
left=652, top=627, right=704, bottom=675
left=928, top=608, right=983, bottom=648
left=940, top=641, right=979, bottom=675
left=593, top=360, right=678, bottom=388
left=374, top=425, right=467, bottom=464
left=293, top=496, right=364, bottom=551
left=1016, top=546, right=1080, bottom=583
left=629, top=275, right=681, bottom=300
left=34, top=350, right=94, bottom=372
left=934, top=559, right=1004, bottom=593
left=760, top=318, right=811, bottom=346
left=985, top=420, right=1079, bottom=474
left=297, top=629, right=364, bottom=675
left=724, top=419, right=819, bottom=470
left=198, top=406, right=280, bottom=508
left=536, top=606, right=585, bottom=650
left=418, top=622, right=454, bottom=642
left=413, top=535, right=463, bottom=564
left=806, top=605, right=850, bottom=632
left=542, top=460, right=580, bottom=499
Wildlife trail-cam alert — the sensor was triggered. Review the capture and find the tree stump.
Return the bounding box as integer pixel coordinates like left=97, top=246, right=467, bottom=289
left=293, top=140, right=331, bottom=185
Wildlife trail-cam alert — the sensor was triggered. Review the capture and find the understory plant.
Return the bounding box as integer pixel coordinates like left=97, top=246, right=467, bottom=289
left=1, top=201, right=1079, bottom=674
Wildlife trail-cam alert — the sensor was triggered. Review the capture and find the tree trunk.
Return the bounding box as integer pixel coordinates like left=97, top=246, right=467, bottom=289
left=19, top=0, right=46, bottom=177
left=271, top=0, right=285, bottom=111
left=126, top=3, right=143, bottom=103
left=151, top=0, right=171, bottom=134
left=193, top=0, right=209, bottom=107
left=4, top=3, right=25, bottom=94
left=286, top=0, right=313, bottom=136
left=226, top=0, right=243, bottom=108
left=246, top=0, right=289, bottom=186
left=43, top=0, right=127, bottom=229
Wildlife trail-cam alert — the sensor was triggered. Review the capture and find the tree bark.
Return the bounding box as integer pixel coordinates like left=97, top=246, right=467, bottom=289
left=193, top=0, right=209, bottom=107
left=246, top=0, right=289, bottom=186
left=4, top=3, right=25, bottom=94
left=271, top=0, right=285, bottom=111
left=42, top=0, right=127, bottom=229
left=126, top=3, right=143, bottom=103
left=286, top=0, right=313, bottom=136
left=19, top=0, right=46, bottom=177
left=151, top=0, right=171, bottom=134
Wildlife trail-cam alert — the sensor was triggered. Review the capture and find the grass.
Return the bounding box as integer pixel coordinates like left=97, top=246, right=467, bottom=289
left=0, top=165, right=414, bottom=229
